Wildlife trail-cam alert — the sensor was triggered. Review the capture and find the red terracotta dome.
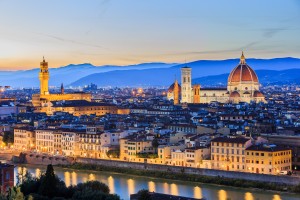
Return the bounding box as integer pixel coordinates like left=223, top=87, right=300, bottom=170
left=228, top=52, right=259, bottom=83
left=168, top=82, right=181, bottom=93
left=253, top=91, right=264, bottom=97
left=230, top=91, right=240, bottom=98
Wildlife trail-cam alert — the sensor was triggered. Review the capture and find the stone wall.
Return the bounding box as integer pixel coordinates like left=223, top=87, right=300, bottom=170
left=76, top=158, right=300, bottom=186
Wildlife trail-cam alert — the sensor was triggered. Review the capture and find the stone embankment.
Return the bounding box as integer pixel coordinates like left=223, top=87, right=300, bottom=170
left=76, top=157, right=300, bottom=186
left=14, top=154, right=300, bottom=186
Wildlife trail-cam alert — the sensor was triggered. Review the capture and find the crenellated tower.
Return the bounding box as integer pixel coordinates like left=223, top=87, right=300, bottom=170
left=39, top=57, right=49, bottom=95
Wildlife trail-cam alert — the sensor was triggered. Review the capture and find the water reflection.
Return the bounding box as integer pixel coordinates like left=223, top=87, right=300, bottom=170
left=170, top=183, right=178, bottom=196
left=13, top=165, right=297, bottom=200
left=273, top=194, right=282, bottom=200
left=71, top=172, right=77, bottom=186
left=64, top=171, right=70, bottom=186
left=127, top=179, right=134, bottom=195
left=218, top=189, right=227, bottom=200
left=245, top=192, right=254, bottom=200
left=193, top=186, right=202, bottom=199
left=108, top=176, right=114, bottom=194
left=163, top=182, right=169, bottom=194
left=148, top=181, right=155, bottom=192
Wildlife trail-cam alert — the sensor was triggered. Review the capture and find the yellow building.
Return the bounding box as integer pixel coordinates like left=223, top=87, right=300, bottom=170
left=32, top=58, right=92, bottom=109
left=211, top=137, right=252, bottom=171
left=120, top=138, right=154, bottom=161
left=78, top=133, right=102, bottom=158
left=185, top=147, right=210, bottom=168
left=14, top=128, right=35, bottom=151
left=61, top=132, right=79, bottom=156
left=35, top=129, right=55, bottom=153
left=245, top=144, right=292, bottom=175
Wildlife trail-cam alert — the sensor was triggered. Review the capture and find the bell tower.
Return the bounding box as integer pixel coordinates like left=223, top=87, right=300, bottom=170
left=39, top=57, right=49, bottom=95
left=181, top=67, right=192, bottom=103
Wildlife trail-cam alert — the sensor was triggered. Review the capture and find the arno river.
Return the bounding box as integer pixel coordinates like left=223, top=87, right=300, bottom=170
left=15, top=165, right=299, bottom=200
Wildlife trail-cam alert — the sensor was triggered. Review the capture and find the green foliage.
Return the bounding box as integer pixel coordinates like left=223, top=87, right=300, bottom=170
left=76, top=181, right=110, bottom=194
left=136, top=153, right=158, bottom=159
left=137, top=189, right=152, bottom=200
left=152, top=139, right=159, bottom=151
left=72, top=188, right=120, bottom=200
left=14, top=165, right=118, bottom=199
left=38, top=164, right=58, bottom=198
left=7, top=187, right=24, bottom=200
left=3, top=130, right=14, bottom=145
left=106, top=150, right=120, bottom=159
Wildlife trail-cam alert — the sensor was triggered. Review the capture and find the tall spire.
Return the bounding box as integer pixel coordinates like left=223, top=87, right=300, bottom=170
left=240, top=51, right=246, bottom=64
left=61, top=83, right=64, bottom=94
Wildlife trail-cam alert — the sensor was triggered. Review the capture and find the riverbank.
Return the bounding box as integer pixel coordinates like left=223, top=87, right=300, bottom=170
left=59, top=162, right=300, bottom=194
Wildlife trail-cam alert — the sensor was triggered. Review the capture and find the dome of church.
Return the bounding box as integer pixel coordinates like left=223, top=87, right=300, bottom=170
left=168, top=82, right=181, bottom=93
left=230, top=91, right=240, bottom=98
left=228, top=52, right=259, bottom=83
left=253, top=91, right=264, bottom=97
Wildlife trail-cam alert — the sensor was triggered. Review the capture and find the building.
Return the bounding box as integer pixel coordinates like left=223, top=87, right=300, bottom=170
left=210, top=137, right=252, bottom=171
left=61, top=131, right=79, bottom=156
left=167, top=79, right=181, bottom=105
left=35, top=129, right=56, bottom=153
left=167, top=52, right=266, bottom=104
left=181, top=67, right=192, bottom=103
left=37, top=100, right=118, bottom=116
left=0, top=164, right=14, bottom=193
left=245, top=144, right=292, bottom=175
left=32, top=58, right=92, bottom=109
left=14, top=128, right=35, bottom=151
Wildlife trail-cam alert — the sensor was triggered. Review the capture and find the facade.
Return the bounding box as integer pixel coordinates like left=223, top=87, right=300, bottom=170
left=245, top=144, right=292, bottom=175
left=37, top=100, right=118, bottom=116
left=14, top=128, right=35, bottom=151
left=181, top=67, right=192, bottom=103
left=167, top=52, right=266, bottom=104
left=35, top=130, right=55, bottom=153
left=32, top=58, right=92, bottom=111
left=61, top=132, right=79, bottom=156
left=120, top=138, right=154, bottom=161
left=0, top=164, right=14, bottom=193
left=211, top=137, right=252, bottom=171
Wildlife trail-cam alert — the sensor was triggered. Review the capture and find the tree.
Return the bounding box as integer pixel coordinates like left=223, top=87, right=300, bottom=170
left=106, top=150, right=120, bottom=159
left=136, top=189, right=152, bottom=200
left=38, top=164, right=57, bottom=198
left=152, top=139, right=159, bottom=153
left=7, top=187, right=24, bottom=200
left=2, top=131, right=14, bottom=146
left=76, top=181, right=110, bottom=194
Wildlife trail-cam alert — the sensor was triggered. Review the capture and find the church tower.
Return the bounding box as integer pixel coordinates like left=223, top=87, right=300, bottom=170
left=173, top=79, right=179, bottom=105
left=181, top=67, right=192, bottom=103
left=39, top=57, right=49, bottom=95
left=61, top=83, right=64, bottom=94
left=193, top=84, right=201, bottom=104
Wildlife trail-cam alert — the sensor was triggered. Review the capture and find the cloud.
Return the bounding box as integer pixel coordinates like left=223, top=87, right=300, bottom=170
left=37, top=32, right=110, bottom=50
left=262, top=28, right=287, bottom=38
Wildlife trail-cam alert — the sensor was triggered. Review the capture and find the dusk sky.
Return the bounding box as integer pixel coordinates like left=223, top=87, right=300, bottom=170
left=0, top=0, right=299, bottom=70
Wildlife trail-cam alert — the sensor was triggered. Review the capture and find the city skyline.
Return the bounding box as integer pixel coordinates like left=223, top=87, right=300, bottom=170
left=0, top=0, right=300, bottom=70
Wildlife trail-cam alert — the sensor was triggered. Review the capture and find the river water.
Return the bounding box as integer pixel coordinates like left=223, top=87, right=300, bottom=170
left=14, top=165, right=299, bottom=200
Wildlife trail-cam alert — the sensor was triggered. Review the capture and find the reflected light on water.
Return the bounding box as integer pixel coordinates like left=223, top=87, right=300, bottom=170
left=273, top=194, right=282, bottom=200
left=170, top=183, right=178, bottom=196
left=35, top=168, right=41, bottom=178
left=71, top=172, right=77, bottom=186
left=194, top=186, right=202, bottom=199
left=108, top=176, right=115, bottom=194
left=245, top=192, right=254, bottom=200
left=127, top=179, right=135, bottom=195
left=163, top=182, right=169, bottom=194
left=88, top=173, right=95, bottom=181
left=148, top=181, right=156, bottom=192
left=218, top=189, right=227, bottom=200
left=64, top=171, right=71, bottom=187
